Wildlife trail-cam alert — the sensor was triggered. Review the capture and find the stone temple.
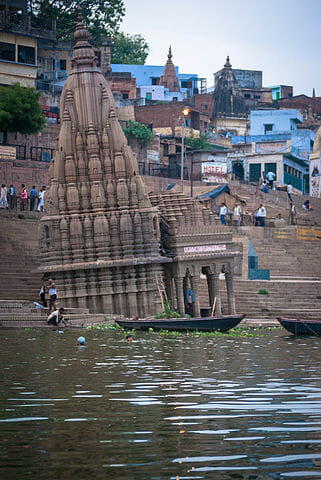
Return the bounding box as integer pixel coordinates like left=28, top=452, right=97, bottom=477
left=39, top=13, right=242, bottom=318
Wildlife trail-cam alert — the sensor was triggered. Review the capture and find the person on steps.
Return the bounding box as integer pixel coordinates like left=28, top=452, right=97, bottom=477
left=47, top=307, right=66, bottom=327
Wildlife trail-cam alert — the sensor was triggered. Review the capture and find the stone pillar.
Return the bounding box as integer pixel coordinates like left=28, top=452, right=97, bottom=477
left=190, top=274, right=201, bottom=318
left=174, top=277, right=185, bottom=316
left=165, top=272, right=174, bottom=308
left=213, top=271, right=222, bottom=315
left=207, top=273, right=215, bottom=311
left=225, top=271, right=236, bottom=315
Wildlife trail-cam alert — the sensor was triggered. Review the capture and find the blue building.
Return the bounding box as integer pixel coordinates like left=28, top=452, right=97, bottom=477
left=110, top=64, right=201, bottom=97
left=230, top=109, right=315, bottom=193
left=250, top=109, right=303, bottom=135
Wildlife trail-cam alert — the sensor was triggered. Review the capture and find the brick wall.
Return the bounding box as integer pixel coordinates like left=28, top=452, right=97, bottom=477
left=135, top=102, right=201, bottom=134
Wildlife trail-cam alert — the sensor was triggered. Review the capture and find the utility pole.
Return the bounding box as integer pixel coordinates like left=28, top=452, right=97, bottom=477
left=180, top=107, right=190, bottom=192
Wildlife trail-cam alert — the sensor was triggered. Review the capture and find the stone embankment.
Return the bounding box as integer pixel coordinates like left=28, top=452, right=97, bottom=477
left=1, top=182, right=321, bottom=329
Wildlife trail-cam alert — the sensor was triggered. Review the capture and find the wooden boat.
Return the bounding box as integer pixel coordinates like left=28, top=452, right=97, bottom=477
left=116, top=314, right=245, bottom=332
left=277, top=317, right=321, bottom=336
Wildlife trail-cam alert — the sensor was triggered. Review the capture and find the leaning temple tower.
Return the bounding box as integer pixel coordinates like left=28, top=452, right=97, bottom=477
left=39, top=12, right=170, bottom=316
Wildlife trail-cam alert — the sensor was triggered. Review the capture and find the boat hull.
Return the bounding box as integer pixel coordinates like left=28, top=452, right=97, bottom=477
left=277, top=317, right=321, bottom=336
left=116, top=314, right=245, bottom=332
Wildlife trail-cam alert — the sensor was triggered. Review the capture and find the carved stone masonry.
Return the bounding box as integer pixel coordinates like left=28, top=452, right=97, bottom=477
left=39, top=11, right=170, bottom=317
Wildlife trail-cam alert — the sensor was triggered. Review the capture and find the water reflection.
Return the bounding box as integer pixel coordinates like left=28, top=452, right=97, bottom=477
left=1, top=328, right=321, bottom=479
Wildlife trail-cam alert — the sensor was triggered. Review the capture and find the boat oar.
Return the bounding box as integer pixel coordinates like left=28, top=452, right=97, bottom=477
left=211, top=297, right=217, bottom=317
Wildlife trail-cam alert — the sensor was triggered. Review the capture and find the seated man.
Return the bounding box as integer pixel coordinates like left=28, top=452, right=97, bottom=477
left=47, top=307, right=67, bottom=327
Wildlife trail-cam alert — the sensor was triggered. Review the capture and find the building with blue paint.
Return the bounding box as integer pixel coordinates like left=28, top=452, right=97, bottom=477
left=230, top=109, right=315, bottom=193
left=110, top=63, right=202, bottom=98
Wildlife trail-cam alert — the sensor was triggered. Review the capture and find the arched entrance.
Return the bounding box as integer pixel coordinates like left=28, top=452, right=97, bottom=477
left=232, top=161, right=244, bottom=180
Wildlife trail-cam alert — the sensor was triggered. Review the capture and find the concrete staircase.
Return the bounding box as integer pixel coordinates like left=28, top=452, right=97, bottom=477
left=0, top=212, right=43, bottom=301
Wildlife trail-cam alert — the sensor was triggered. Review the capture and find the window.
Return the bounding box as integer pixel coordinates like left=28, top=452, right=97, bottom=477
left=151, top=77, right=159, bottom=85
left=244, top=93, right=251, bottom=99
left=204, top=121, right=208, bottom=129
left=201, top=104, right=208, bottom=110
left=60, top=59, right=66, bottom=70
left=146, top=92, right=152, bottom=100
left=122, top=93, right=128, bottom=99
left=264, top=124, right=273, bottom=134
left=254, top=95, right=261, bottom=99
left=0, top=42, right=15, bottom=61
left=18, top=45, right=35, bottom=64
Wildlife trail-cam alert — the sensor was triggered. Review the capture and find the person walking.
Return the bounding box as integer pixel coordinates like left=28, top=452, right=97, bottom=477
left=287, top=183, right=293, bottom=203
left=0, top=184, right=8, bottom=209
left=220, top=202, right=227, bottom=225
left=29, top=185, right=38, bottom=211
left=47, top=279, right=57, bottom=313
left=20, top=184, right=27, bottom=211
left=290, top=203, right=296, bottom=225
left=257, top=204, right=266, bottom=227
left=37, top=186, right=46, bottom=212
left=266, top=171, right=275, bottom=189
left=8, top=185, right=16, bottom=210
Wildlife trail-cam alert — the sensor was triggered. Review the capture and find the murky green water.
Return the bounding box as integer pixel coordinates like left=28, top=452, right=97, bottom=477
left=1, top=327, right=321, bottom=479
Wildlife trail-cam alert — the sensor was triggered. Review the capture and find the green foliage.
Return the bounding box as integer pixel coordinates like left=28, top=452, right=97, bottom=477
left=18, top=213, right=25, bottom=219
left=147, top=327, right=265, bottom=337
left=258, top=288, right=269, bottom=295
left=0, top=83, right=45, bottom=138
left=123, top=121, right=153, bottom=146
left=184, top=132, right=212, bottom=150
left=86, top=323, right=120, bottom=330
left=111, top=32, right=149, bottom=64
left=28, top=0, right=125, bottom=43
left=154, top=300, right=181, bottom=319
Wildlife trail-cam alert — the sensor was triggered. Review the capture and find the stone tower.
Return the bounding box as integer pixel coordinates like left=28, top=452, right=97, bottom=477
left=159, top=46, right=181, bottom=92
left=39, top=12, right=170, bottom=317
left=212, top=56, right=247, bottom=118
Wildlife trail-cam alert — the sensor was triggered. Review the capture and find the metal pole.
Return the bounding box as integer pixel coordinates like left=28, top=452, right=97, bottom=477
left=190, top=158, right=193, bottom=198
left=180, top=121, right=185, bottom=191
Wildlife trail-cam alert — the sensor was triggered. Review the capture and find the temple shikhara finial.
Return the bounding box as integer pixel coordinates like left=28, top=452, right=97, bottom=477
left=159, top=45, right=180, bottom=92
left=39, top=12, right=170, bottom=317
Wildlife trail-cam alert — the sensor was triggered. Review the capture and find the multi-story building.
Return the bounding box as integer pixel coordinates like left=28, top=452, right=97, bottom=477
left=230, top=109, right=315, bottom=193
left=0, top=0, right=55, bottom=87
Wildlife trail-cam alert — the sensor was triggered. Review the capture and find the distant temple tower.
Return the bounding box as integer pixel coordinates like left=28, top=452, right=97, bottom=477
left=159, top=46, right=181, bottom=92
left=39, top=11, right=170, bottom=316
left=212, top=56, right=248, bottom=137
left=212, top=56, right=247, bottom=118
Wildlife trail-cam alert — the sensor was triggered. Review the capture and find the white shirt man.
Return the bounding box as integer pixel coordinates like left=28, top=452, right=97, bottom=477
left=220, top=204, right=227, bottom=225
left=257, top=205, right=266, bottom=227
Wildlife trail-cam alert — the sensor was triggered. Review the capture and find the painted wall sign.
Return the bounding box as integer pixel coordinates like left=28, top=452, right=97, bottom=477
left=201, top=160, right=227, bottom=183
left=184, top=244, right=227, bottom=253
left=256, top=142, right=286, bottom=154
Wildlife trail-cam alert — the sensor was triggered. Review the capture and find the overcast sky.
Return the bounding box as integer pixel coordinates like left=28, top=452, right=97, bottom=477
left=121, top=0, right=321, bottom=96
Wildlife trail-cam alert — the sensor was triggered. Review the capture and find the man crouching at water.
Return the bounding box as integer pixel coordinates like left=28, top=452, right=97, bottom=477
left=47, top=307, right=67, bottom=327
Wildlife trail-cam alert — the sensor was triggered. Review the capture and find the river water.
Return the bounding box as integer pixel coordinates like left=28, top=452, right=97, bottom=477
left=1, top=327, right=321, bottom=479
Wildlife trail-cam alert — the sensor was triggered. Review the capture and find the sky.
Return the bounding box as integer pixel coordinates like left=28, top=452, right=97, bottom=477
left=121, top=0, right=321, bottom=96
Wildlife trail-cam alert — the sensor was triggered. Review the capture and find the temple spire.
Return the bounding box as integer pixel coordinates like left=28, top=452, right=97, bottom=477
left=224, top=55, right=231, bottom=68
left=159, top=45, right=180, bottom=92
left=72, top=6, right=97, bottom=69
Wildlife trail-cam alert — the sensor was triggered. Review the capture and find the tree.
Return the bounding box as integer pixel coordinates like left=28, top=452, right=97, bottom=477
left=185, top=132, right=212, bottom=150
left=111, top=32, right=149, bottom=65
left=28, top=0, right=125, bottom=43
left=0, top=83, right=45, bottom=143
left=123, top=121, right=153, bottom=146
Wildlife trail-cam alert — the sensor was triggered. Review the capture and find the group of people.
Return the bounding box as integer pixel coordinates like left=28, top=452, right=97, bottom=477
left=219, top=202, right=243, bottom=226
left=39, top=279, right=67, bottom=328
left=0, top=184, right=46, bottom=211
left=220, top=201, right=267, bottom=227
left=259, top=171, right=276, bottom=193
